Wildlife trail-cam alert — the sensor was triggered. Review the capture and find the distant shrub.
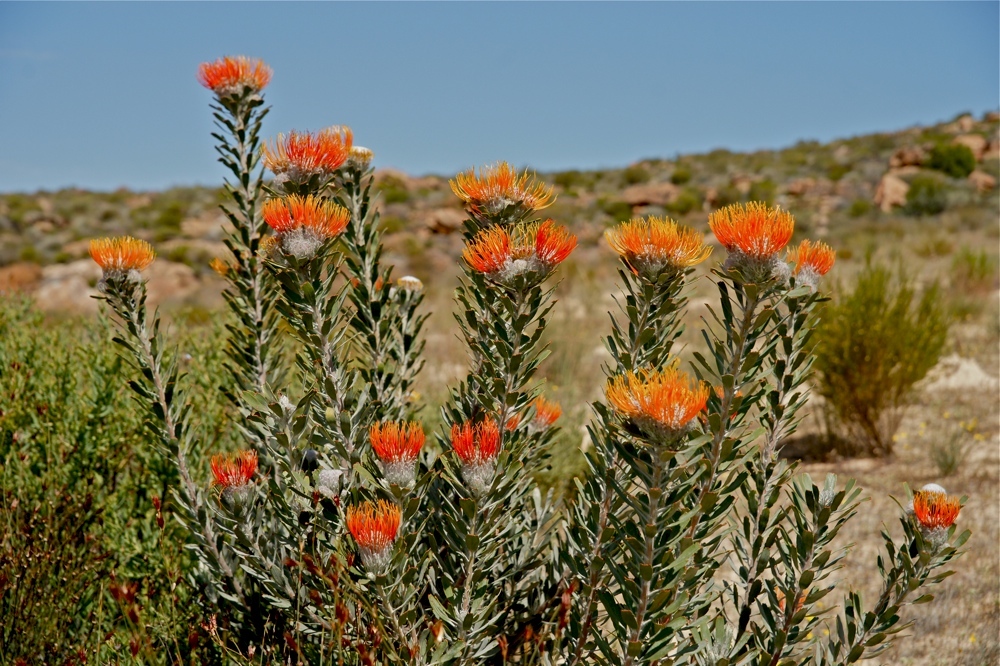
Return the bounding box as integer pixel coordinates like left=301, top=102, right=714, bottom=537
left=712, top=184, right=742, bottom=208
left=379, top=215, right=406, bottom=234
left=848, top=198, right=872, bottom=218
left=666, top=187, right=703, bottom=216
left=553, top=169, right=587, bottom=190
left=826, top=162, right=852, bottom=181
left=155, top=201, right=186, bottom=231
left=905, top=174, right=948, bottom=216
left=622, top=164, right=650, bottom=185
left=378, top=175, right=410, bottom=203
left=18, top=245, right=40, bottom=263
left=928, top=143, right=976, bottom=179
left=599, top=198, right=633, bottom=222
left=815, top=261, right=949, bottom=457
left=166, top=244, right=190, bottom=264
left=670, top=165, right=692, bottom=185
left=951, top=247, right=998, bottom=293
left=747, top=179, right=777, bottom=205
left=914, top=236, right=954, bottom=258
left=930, top=429, right=968, bottom=477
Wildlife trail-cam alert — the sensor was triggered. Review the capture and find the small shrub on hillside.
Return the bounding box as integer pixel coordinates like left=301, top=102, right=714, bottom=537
left=929, top=429, right=968, bottom=477
left=915, top=236, right=954, bottom=258
left=670, top=164, right=692, bottom=185
left=553, top=169, right=588, bottom=190
left=712, top=183, right=742, bottom=208
left=905, top=174, right=948, bottom=216
left=599, top=197, right=633, bottom=222
left=826, top=162, right=852, bottom=181
left=928, top=143, right=977, bottom=179
left=748, top=178, right=777, bottom=204
left=951, top=247, right=998, bottom=293
left=666, top=187, right=703, bottom=216
left=815, top=261, right=949, bottom=456
left=622, top=164, right=650, bottom=185
left=848, top=198, right=872, bottom=218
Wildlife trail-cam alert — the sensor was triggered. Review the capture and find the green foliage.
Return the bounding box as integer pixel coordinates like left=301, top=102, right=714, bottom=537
left=814, top=261, right=949, bottom=456
left=928, top=143, right=977, bottom=178
left=665, top=187, right=703, bottom=216
left=826, top=162, right=852, bottom=181
left=747, top=178, right=777, bottom=205
left=670, top=164, right=692, bottom=185
left=622, top=164, right=650, bottom=185
left=378, top=175, right=411, bottom=203
left=600, top=198, right=634, bottom=222
left=378, top=215, right=406, bottom=235
left=553, top=169, right=588, bottom=190
left=951, top=247, right=998, bottom=292
left=929, top=429, right=968, bottom=477
left=848, top=198, right=872, bottom=218
left=905, top=174, right=948, bottom=216
left=713, top=184, right=742, bottom=208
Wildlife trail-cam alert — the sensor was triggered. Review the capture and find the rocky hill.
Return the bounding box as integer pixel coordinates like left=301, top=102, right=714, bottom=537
left=1, top=110, right=997, bottom=314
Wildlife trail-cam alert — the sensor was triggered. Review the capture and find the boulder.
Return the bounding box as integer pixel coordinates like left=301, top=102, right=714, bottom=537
left=968, top=170, right=996, bottom=193
left=420, top=208, right=466, bottom=235
left=984, top=139, right=1000, bottom=161
left=785, top=178, right=816, bottom=197
left=620, top=182, right=679, bottom=207
left=873, top=174, right=909, bottom=212
left=145, top=261, right=199, bottom=305
left=953, top=134, right=988, bottom=161
left=889, top=145, right=926, bottom=169
left=35, top=260, right=102, bottom=313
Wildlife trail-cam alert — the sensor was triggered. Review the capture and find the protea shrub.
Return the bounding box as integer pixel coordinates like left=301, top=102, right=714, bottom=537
left=89, top=55, right=970, bottom=665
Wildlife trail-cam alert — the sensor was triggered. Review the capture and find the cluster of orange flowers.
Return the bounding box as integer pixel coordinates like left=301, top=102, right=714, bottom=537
left=197, top=55, right=272, bottom=97
left=89, top=237, right=156, bottom=277
left=451, top=161, right=554, bottom=223
left=261, top=127, right=354, bottom=180
left=369, top=421, right=425, bottom=487
left=345, top=500, right=403, bottom=572
left=462, top=219, right=577, bottom=284
left=606, top=365, right=710, bottom=444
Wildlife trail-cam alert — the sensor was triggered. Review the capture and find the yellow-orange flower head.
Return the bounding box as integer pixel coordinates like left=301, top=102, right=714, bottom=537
left=913, top=490, right=961, bottom=531
left=262, top=127, right=353, bottom=181
left=210, top=449, right=259, bottom=514
left=709, top=202, right=795, bottom=259
left=450, top=162, right=555, bottom=224
left=462, top=220, right=576, bottom=285
left=450, top=420, right=501, bottom=496
left=346, top=500, right=401, bottom=572
left=606, top=216, right=712, bottom=279
left=606, top=364, right=709, bottom=444
left=90, top=236, right=156, bottom=289
left=197, top=56, right=272, bottom=97
left=788, top=239, right=836, bottom=290
left=530, top=395, right=562, bottom=431
left=261, top=195, right=350, bottom=259
left=370, top=421, right=425, bottom=487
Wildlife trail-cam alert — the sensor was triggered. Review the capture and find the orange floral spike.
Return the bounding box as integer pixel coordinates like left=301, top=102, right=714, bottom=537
left=463, top=226, right=513, bottom=274
left=197, top=56, right=272, bottom=96
left=261, top=195, right=350, bottom=259
left=90, top=236, right=156, bottom=274
left=450, top=162, right=555, bottom=222
left=606, top=216, right=712, bottom=278
left=346, top=500, right=401, bottom=571
left=912, top=490, right=961, bottom=531
left=451, top=420, right=501, bottom=496
left=531, top=396, right=562, bottom=430
left=210, top=449, right=258, bottom=488
left=370, top=421, right=425, bottom=463
left=262, top=127, right=353, bottom=178
left=708, top=202, right=795, bottom=259
left=534, top=219, right=577, bottom=267
left=606, top=365, right=709, bottom=443
left=789, top=239, right=836, bottom=287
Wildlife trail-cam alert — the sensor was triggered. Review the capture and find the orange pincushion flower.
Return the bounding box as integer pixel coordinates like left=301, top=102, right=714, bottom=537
left=261, top=127, right=353, bottom=177
left=261, top=195, right=350, bottom=239
left=462, top=220, right=575, bottom=281
left=211, top=450, right=258, bottom=488
left=209, top=257, right=232, bottom=277
left=370, top=422, right=425, bottom=463
left=346, top=500, right=401, bottom=559
left=789, top=239, right=836, bottom=277
left=450, top=420, right=501, bottom=466
left=709, top=202, right=795, bottom=259
left=197, top=56, right=272, bottom=96
left=534, top=219, right=577, bottom=266
left=90, top=236, right=156, bottom=273
left=606, top=216, right=712, bottom=276
left=913, top=490, right=961, bottom=531
left=450, top=162, right=555, bottom=220
left=531, top=396, right=562, bottom=429
left=606, top=365, right=709, bottom=438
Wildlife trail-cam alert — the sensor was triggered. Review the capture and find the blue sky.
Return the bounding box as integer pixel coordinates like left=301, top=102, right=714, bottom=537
left=0, top=2, right=997, bottom=193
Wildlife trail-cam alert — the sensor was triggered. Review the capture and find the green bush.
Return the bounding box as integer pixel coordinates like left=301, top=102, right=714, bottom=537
left=747, top=178, right=777, bottom=205
left=928, top=143, right=976, bottom=179
left=905, top=174, right=948, bottom=216
left=951, top=247, right=998, bottom=293
left=553, top=169, right=587, bottom=190
left=666, top=187, right=703, bottom=216
left=814, top=261, right=949, bottom=457
left=621, top=164, right=650, bottom=185
left=826, top=162, right=852, bottom=181
left=599, top=198, right=633, bottom=222
left=848, top=198, right=872, bottom=218
left=670, top=165, right=692, bottom=185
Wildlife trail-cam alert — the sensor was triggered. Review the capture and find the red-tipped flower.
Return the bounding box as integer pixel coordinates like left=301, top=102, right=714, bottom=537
left=346, top=500, right=401, bottom=572
left=211, top=450, right=258, bottom=488
left=261, top=195, right=350, bottom=259
left=606, top=216, right=712, bottom=278
left=913, top=490, right=961, bottom=531
left=451, top=420, right=501, bottom=495
left=462, top=220, right=575, bottom=284
left=606, top=364, right=709, bottom=444
left=789, top=239, right=836, bottom=289
left=370, top=421, right=424, bottom=487
left=90, top=236, right=156, bottom=275
left=197, top=56, right=272, bottom=97
left=531, top=396, right=562, bottom=431
left=262, top=127, right=353, bottom=179
left=709, top=202, right=795, bottom=259
left=450, top=162, right=555, bottom=222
